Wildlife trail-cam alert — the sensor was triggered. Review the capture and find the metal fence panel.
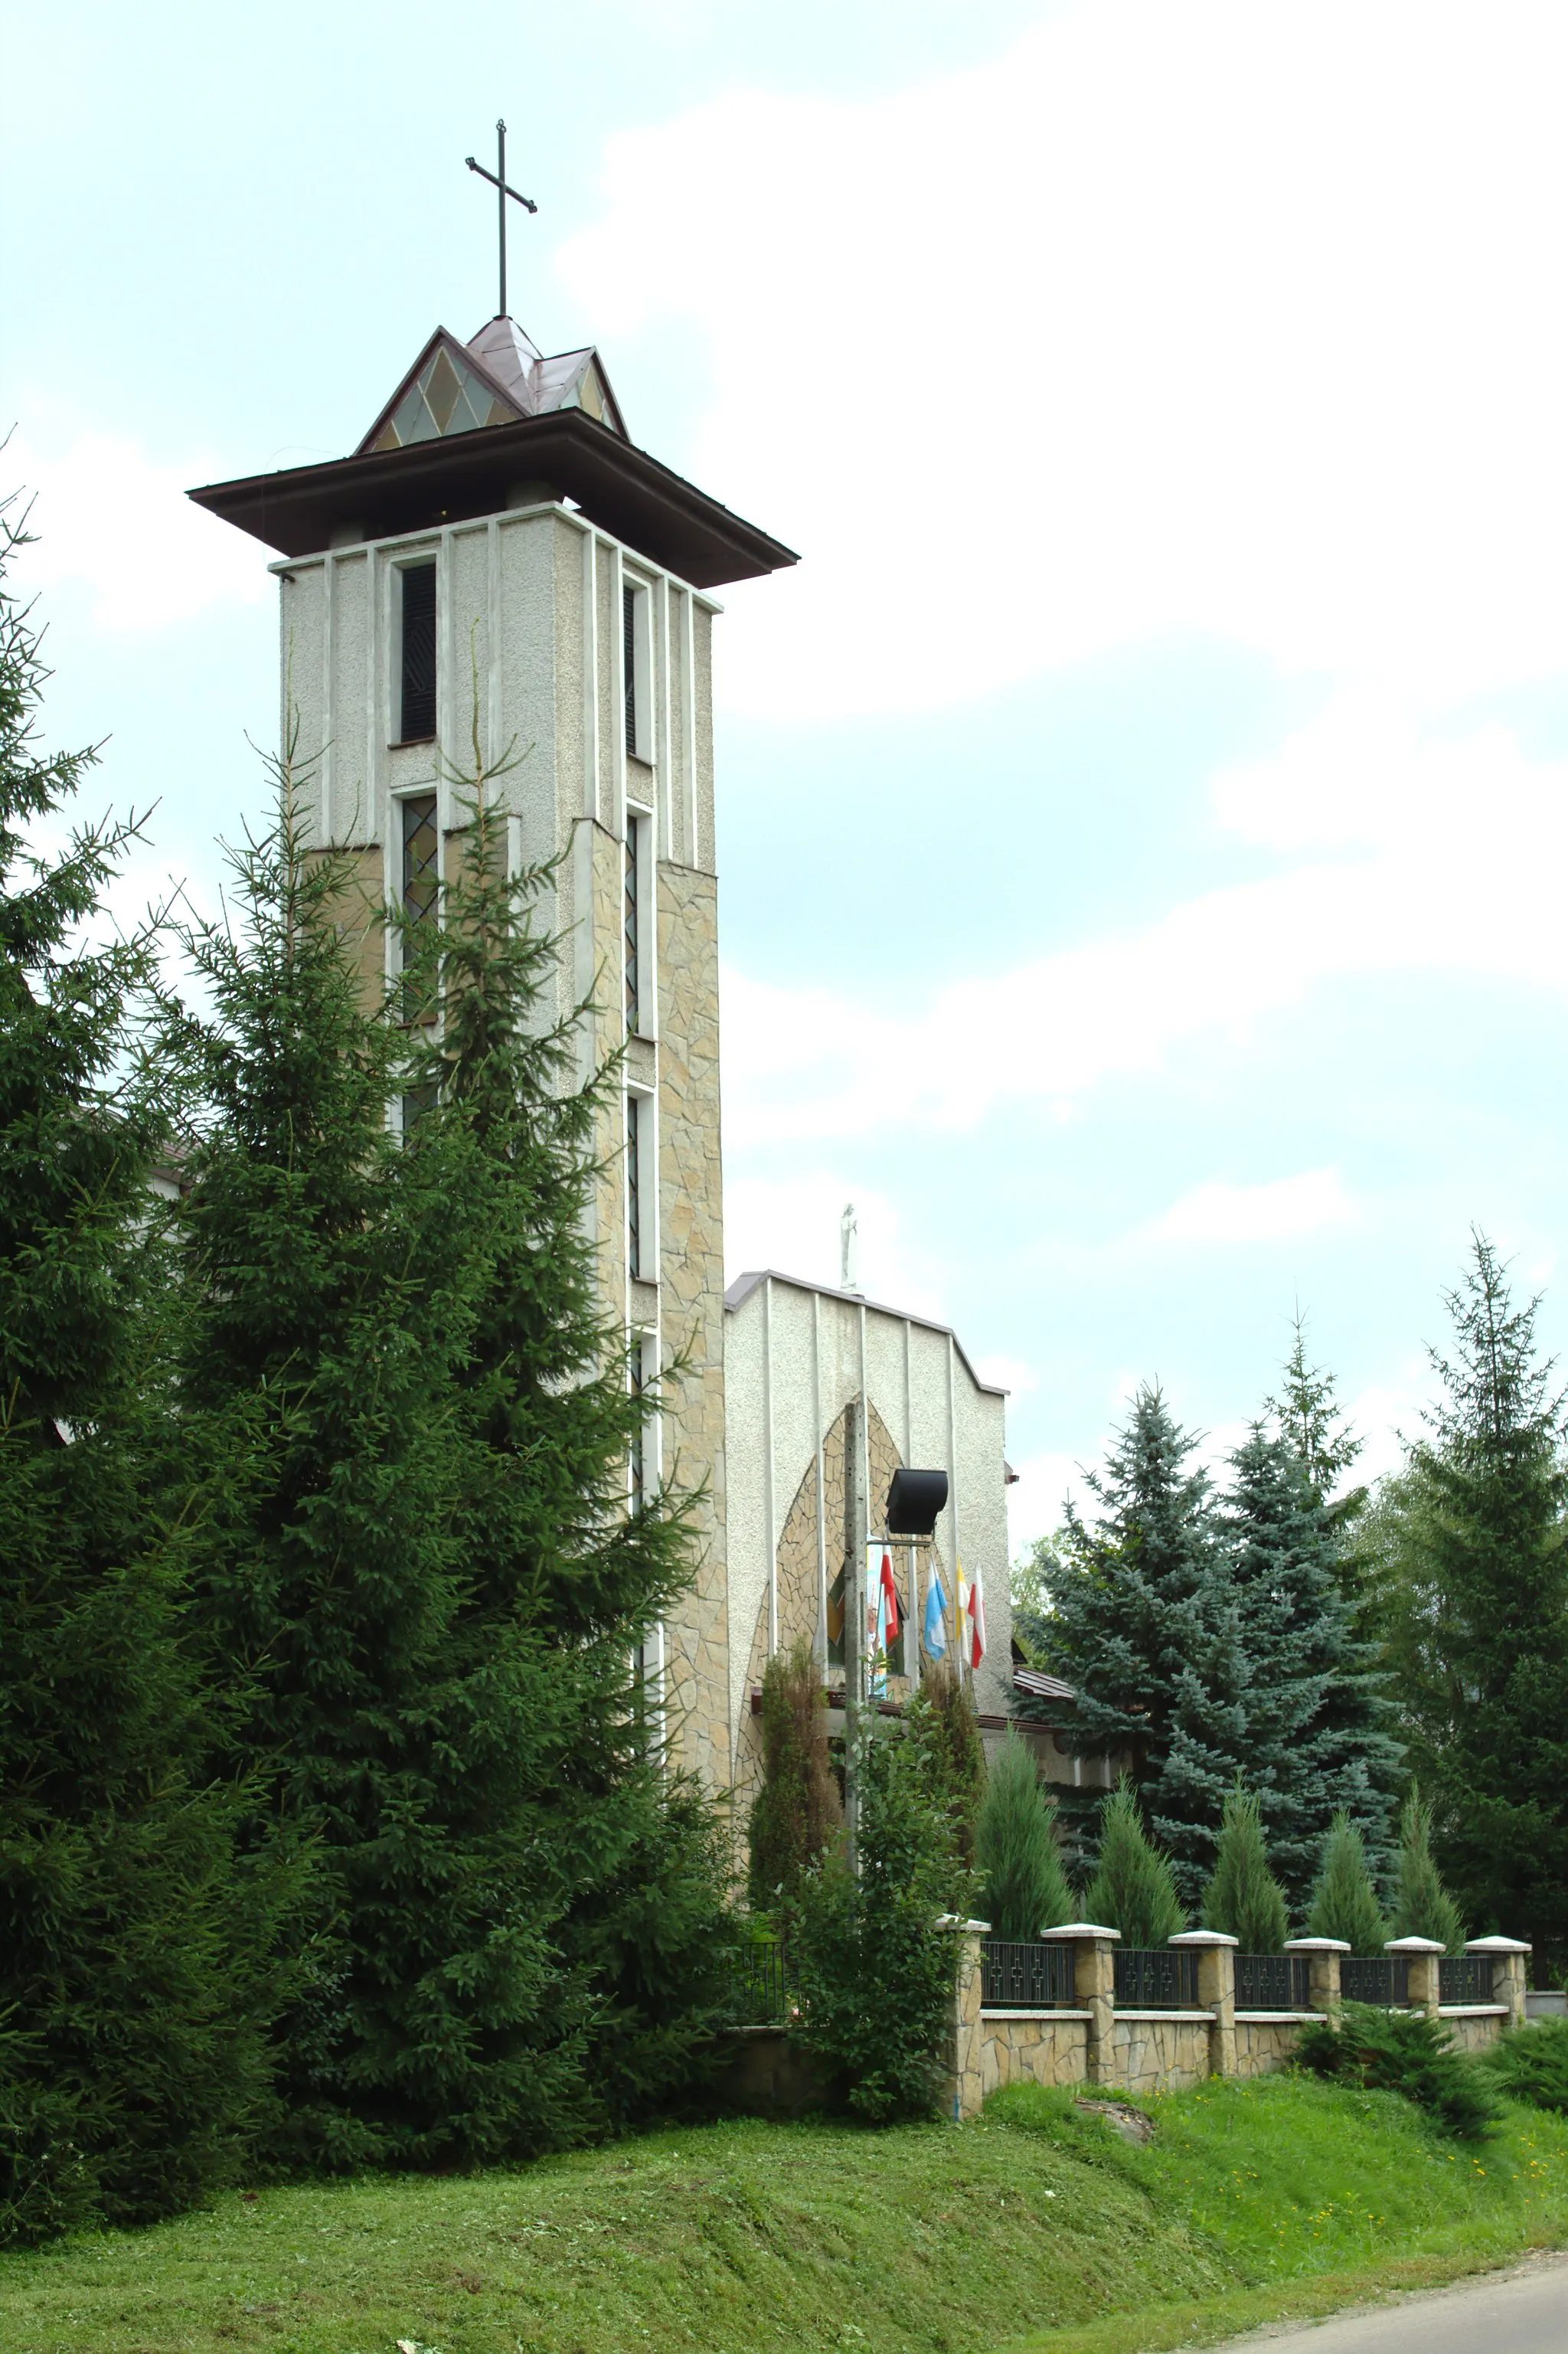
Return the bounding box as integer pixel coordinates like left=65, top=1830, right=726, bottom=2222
left=1341, top=1956, right=1411, bottom=2006
left=1439, top=1954, right=1494, bottom=2005
left=1113, top=1947, right=1201, bottom=2007
left=980, top=1938, right=1076, bottom=2008
left=1235, top=1953, right=1312, bottom=2011
left=727, top=1937, right=792, bottom=2025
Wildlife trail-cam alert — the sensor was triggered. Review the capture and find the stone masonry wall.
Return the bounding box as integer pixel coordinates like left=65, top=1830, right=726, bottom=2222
left=656, top=860, right=730, bottom=1792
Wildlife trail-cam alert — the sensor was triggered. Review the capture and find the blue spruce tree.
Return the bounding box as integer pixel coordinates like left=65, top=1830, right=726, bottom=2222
left=1018, top=1385, right=1246, bottom=1907
left=1222, top=1424, right=1400, bottom=1911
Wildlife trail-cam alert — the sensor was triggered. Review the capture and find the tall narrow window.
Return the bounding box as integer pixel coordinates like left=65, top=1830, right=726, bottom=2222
left=629, top=1342, right=645, bottom=1515
left=400, top=562, right=436, bottom=742
left=622, top=583, right=638, bottom=754
left=401, top=792, right=439, bottom=937
left=399, top=790, right=439, bottom=1131
left=623, top=819, right=639, bottom=1034
left=626, top=1093, right=642, bottom=1281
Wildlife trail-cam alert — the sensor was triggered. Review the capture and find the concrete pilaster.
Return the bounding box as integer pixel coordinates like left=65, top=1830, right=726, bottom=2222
left=1052, top=1923, right=1120, bottom=2084
left=1386, top=1934, right=1444, bottom=2019
left=1285, top=1936, right=1348, bottom=2019
left=1172, top=1929, right=1237, bottom=2077
left=943, top=1918, right=990, bottom=2121
left=1465, top=1935, right=1532, bottom=2029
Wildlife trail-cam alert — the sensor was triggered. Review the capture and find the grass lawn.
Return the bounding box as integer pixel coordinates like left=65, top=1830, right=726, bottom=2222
left=2, top=2077, right=1566, bottom=2354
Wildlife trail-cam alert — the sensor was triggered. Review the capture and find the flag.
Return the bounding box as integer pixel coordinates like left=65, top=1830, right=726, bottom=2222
left=968, top=1564, right=987, bottom=1669
left=924, top=1563, right=948, bottom=1659
left=877, top=1547, right=900, bottom=1645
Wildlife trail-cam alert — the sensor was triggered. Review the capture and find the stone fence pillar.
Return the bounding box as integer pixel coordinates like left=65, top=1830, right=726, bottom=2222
left=1171, top=1930, right=1236, bottom=2078
left=941, top=1917, right=991, bottom=2122
left=1285, top=1936, right=1349, bottom=2018
left=1387, top=1934, right=1444, bottom=2019
left=1465, top=1935, right=1532, bottom=2029
left=1050, top=1923, right=1120, bottom=2085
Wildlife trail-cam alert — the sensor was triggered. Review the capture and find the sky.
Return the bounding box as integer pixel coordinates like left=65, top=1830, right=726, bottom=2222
left=8, top=0, right=1568, bottom=1550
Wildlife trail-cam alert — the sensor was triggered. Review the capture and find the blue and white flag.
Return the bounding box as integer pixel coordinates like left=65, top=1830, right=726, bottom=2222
left=923, top=1565, right=948, bottom=1659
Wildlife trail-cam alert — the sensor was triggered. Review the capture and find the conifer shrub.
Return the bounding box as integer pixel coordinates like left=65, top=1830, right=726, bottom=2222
left=1389, top=1787, right=1465, bottom=1953
left=1307, top=1810, right=1387, bottom=1953
left=0, top=500, right=299, bottom=2246
left=1294, top=2003, right=1500, bottom=2140
left=975, top=1729, right=1073, bottom=1937
left=746, top=1636, right=841, bottom=1913
left=1481, top=2019, right=1568, bottom=2116
left=1083, top=1778, right=1186, bottom=1947
left=1203, top=1780, right=1289, bottom=1951
left=920, top=1660, right=986, bottom=1865
left=789, top=1710, right=972, bottom=2123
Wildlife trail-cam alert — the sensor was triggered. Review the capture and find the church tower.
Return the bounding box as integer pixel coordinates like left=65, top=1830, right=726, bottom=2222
left=190, top=311, right=796, bottom=1792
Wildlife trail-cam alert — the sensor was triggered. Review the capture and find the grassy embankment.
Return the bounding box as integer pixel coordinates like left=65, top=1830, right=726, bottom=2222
left=2, top=2074, right=1566, bottom=2354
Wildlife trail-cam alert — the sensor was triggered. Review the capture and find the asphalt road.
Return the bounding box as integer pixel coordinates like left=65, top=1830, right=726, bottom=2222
left=1219, top=2254, right=1568, bottom=2352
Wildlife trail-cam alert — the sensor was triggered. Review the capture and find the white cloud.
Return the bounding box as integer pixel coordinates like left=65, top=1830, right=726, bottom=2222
left=1005, top=1449, right=1088, bottom=1553
left=1136, top=1167, right=1357, bottom=1248
left=720, top=695, right=1568, bottom=1143
left=561, top=0, right=1568, bottom=722
left=8, top=424, right=270, bottom=635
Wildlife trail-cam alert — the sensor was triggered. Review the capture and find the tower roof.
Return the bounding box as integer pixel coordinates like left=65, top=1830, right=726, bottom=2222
left=188, top=318, right=795, bottom=588
left=357, top=319, right=630, bottom=455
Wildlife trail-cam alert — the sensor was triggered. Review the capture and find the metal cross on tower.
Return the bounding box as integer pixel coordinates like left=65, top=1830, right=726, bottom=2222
left=465, top=119, right=537, bottom=322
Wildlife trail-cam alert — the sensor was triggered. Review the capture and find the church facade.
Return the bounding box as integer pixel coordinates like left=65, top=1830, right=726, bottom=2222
left=191, top=309, right=1029, bottom=1801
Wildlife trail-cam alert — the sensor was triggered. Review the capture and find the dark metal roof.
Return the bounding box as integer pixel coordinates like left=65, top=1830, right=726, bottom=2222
left=1014, top=1667, right=1078, bottom=1705
left=187, top=407, right=797, bottom=587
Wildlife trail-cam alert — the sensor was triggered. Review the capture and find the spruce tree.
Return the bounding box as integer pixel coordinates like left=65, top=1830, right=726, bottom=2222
left=1386, top=1237, right=1568, bottom=1974
left=1202, top=1780, right=1289, bottom=1952
left=1308, top=1810, right=1387, bottom=1953
left=975, top=1730, right=1073, bottom=1937
left=171, top=767, right=579, bottom=2171
left=1222, top=1426, right=1400, bottom=1907
left=747, top=1636, right=841, bottom=1912
left=0, top=499, right=291, bottom=2243
left=406, top=754, right=736, bottom=2131
left=1266, top=1308, right=1366, bottom=1516
left=1389, top=1787, right=1465, bottom=1953
left=1083, top=1778, right=1186, bottom=1946
left=1021, top=1385, right=1245, bottom=1904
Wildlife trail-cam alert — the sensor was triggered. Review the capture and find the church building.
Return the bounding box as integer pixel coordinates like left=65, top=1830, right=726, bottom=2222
left=190, top=300, right=1029, bottom=1804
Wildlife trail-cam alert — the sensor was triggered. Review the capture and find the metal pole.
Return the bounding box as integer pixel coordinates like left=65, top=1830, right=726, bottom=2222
left=497, top=119, right=508, bottom=318
left=843, top=1398, right=860, bottom=1871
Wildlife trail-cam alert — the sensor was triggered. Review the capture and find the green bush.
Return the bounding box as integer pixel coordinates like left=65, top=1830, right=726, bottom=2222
left=975, top=1728, right=1073, bottom=1937
left=1308, top=1810, right=1387, bottom=1953
left=746, top=1637, right=841, bottom=1914
left=1293, top=2002, right=1501, bottom=2140
left=788, top=1712, right=970, bottom=2124
left=1203, top=1780, right=1289, bottom=1951
left=1482, top=2019, right=1568, bottom=2116
left=1084, top=1777, right=1186, bottom=1946
left=1389, top=1787, right=1465, bottom=1953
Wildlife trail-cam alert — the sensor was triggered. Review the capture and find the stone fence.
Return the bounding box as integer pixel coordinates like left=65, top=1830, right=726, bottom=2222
left=947, top=1921, right=1532, bottom=2121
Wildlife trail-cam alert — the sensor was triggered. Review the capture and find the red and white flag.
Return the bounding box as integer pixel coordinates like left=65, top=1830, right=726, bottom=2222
left=967, top=1564, right=986, bottom=1669
left=878, top=1546, right=900, bottom=1644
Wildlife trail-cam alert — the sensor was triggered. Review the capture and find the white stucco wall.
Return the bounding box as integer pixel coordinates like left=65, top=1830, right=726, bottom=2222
left=724, top=1270, right=1014, bottom=1762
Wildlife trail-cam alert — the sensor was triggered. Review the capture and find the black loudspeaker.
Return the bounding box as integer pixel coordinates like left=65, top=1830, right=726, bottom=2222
left=884, top=1467, right=949, bottom=1536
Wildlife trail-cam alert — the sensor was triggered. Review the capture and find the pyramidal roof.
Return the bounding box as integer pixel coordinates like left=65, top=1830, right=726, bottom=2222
left=358, top=318, right=629, bottom=457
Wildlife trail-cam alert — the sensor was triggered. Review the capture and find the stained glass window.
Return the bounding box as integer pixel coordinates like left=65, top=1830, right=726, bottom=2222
left=623, top=819, right=639, bottom=1035
left=626, top=1093, right=642, bottom=1281
left=623, top=584, right=639, bottom=754
left=370, top=342, right=517, bottom=453
left=400, top=564, right=436, bottom=742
